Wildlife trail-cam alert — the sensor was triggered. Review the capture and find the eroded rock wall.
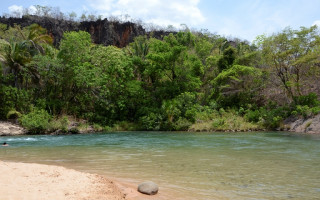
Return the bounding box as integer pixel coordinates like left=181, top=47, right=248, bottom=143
left=284, top=114, right=320, bottom=134
left=0, top=15, right=154, bottom=47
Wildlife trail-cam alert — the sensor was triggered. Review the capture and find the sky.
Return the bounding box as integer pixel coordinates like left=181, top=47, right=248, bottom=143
left=1, top=0, right=320, bottom=42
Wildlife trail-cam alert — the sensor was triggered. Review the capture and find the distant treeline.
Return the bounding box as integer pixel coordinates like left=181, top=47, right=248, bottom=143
left=2, top=5, right=180, bottom=32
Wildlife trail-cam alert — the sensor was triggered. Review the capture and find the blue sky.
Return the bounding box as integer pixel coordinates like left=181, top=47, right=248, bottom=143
left=1, top=0, right=320, bottom=41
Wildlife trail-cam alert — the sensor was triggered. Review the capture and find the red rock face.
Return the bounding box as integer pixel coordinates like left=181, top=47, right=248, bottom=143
left=0, top=15, right=174, bottom=48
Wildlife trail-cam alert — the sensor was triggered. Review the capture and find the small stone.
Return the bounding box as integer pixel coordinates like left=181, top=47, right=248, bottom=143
left=137, top=181, right=158, bottom=195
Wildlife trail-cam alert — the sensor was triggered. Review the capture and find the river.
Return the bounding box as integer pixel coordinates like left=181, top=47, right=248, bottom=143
left=1, top=131, right=320, bottom=199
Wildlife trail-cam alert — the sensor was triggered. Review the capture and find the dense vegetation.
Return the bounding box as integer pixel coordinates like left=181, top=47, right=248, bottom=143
left=1, top=15, right=320, bottom=133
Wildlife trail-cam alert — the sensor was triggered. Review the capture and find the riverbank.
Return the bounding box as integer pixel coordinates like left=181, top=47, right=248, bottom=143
left=1, top=113, right=320, bottom=136
left=0, top=161, right=160, bottom=200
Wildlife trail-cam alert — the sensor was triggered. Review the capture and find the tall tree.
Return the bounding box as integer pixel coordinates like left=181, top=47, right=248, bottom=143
left=258, top=26, right=320, bottom=101
left=0, top=24, right=52, bottom=88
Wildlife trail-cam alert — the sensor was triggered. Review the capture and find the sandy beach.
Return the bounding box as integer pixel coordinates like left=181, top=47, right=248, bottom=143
left=0, top=161, right=160, bottom=200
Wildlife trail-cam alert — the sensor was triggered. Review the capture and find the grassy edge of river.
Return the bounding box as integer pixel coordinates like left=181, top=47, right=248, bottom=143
left=1, top=112, right=320, bottom=136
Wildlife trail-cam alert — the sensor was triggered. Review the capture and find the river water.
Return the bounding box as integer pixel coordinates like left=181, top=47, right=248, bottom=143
left=1, top=132, right=320, bottom=199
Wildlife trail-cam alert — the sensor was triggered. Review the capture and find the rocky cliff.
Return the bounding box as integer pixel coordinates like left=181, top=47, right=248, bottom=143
left=0, top=15, right=171, bottom=47
left=284, top=114, right=320, bottom=134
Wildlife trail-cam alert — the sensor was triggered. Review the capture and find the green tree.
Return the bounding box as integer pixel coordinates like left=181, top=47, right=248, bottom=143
left=0, top=24, right=52, bottom=88
left=258, top=26, right=320, bottom=101
left=212, top=65, right=262, bottom=107
left=90, top=45, right=134, bottom=123
left=217, top=46, right=236, bottom=72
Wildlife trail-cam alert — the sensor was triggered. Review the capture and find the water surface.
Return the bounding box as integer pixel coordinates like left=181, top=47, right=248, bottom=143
left=1, top=132, right=320, bottom=199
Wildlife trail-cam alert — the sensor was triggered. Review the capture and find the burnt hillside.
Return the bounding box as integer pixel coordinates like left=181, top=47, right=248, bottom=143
left=0, top=15, right=171, bottom=47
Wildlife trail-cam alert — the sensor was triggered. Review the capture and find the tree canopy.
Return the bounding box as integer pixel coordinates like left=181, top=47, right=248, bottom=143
left=0, top=21, right=319, bottom=131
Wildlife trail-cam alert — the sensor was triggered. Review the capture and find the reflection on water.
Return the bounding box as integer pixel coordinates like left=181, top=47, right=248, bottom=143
left=1, top=132, right=320, bottom=199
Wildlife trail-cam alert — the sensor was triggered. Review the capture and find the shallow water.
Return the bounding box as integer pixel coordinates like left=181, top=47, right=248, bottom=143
left=1, top=132, right=320, bottom=199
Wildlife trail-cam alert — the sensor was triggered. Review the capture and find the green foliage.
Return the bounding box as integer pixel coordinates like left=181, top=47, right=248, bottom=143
left=244, top=109, right=261, bottom=123
left=0, top=86, right=32, bottom=119
left=258, top=26, right=320, bottom=100
left=112, top=121, right=138, bottom=131
left=293, top=93, right=319, bottom=107
left=212, top=65, right=262, bottom=108
left=217, top=47, right=236, bottom=72
left=190, top=109, right=260, bottom=132
left=6, top=110, right=22, bottom=119
left=48, top=116, right=69, bottom=132
left=93, top=123, right=103, bottom=132
left=294, top=105, right=320, bottom=118
left=20, top=108, right=51, bottom=134
left=0, top=21, right=319, bottom=133
left=58, top=31, right=92, bottom=65
left=0, top=24, right=53, bottom=89
left=244, top=105, right=292, bottom=129
left=138, top=112, right=162, bottom=131
left=90, top=45, right=134, bottom=123
left=174, top=117, right=192, bottom=131
left=295, top=105, right=312, bottom=118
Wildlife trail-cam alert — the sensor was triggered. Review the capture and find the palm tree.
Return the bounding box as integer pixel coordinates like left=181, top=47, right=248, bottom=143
left=1, top=24, right=53, bottom=88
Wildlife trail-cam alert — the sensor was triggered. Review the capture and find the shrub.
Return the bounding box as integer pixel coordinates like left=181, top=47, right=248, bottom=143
left=138, top=113, right=162, bottom=131
left=0, top=86, right=32, bottom=119
left=93, top=123, right=103, bottom=132
left=238, top=107, right=245, bottom=116
left=103, top=126, right=112, bottom=132
left=296, top=105, right=312, bottom=118
left=174, top=118, right=192, bottom=131
left=293, top=93, right=319, bottom=107
left=20, top=109, right=51, bottom=134
left=112, top=121, right=138, bottom=131
left=48, top=116, right=70, bottom=132
left=244, top=109, right=261, bottom=123
left=6, top=110, right=22, bottom=120
left=270, top=116, right=283, bottom=129
left=311, top=106, right=320, bottom=115
left=212, top=118, right=225, bottom=128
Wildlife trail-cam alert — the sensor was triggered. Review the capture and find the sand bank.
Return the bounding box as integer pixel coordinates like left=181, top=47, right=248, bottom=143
left=0, top=161, right=160, bottom=200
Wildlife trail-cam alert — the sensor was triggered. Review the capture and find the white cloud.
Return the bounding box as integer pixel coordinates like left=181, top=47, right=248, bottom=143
left=7, top=5, right=37, bottom=16
left=312, top=20, right=320, bottom=27
left=28, top=5, right=37, bottom=15
left=87, top=0, right=205, bottom=27
left=8, top=5, right=23, bottom=15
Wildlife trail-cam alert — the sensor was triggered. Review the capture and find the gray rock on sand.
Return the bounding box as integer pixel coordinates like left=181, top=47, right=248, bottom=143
left=137, top=181, right=158, bottom=195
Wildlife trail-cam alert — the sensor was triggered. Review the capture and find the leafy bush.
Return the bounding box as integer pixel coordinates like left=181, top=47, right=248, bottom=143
left=295, top=105, right=312, bottom=118
left=244, top=108, right=265, bottom=123
left=0, top=86, right=32, bottom=119
left=270, top=116, right=283, bottom=129
left=6, top=110, right=22, bottom=120
left=190, top=108, right=260, bottom=131
left=294, top=105, right=320, bottom=118
left=139, top=113, right=162, bottom=131
left=20, top=109, right=51, bottom=134
left=112, top=121, right=138, bottom=131
left=93, top=123, right=103, bottom=132
left=48, top=116, right=69, bottom=132
left=311, top=106, right=320, bottom=115
left=212, top=118, right=225, bottom=128
left=174, top=118, right=192, bottom=131
left=244, top=106, right=291, bottom=129
left=293, top=93, right=319, bottom=107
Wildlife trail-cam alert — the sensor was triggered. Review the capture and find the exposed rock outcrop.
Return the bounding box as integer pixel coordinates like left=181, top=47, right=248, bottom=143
left=0, top=15, right=172, bottom=47
left=284, top=114, right=320, bottom=134
left=0, top=121, right=26, bottom=136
